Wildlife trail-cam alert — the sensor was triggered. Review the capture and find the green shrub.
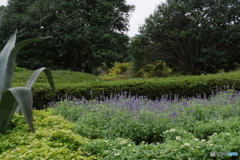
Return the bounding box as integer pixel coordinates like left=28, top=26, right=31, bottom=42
left=102, top=62, right=134, bottom=80
left=0, top=109, right=97, bottom=159
left=1, top=103, right=239, bottom=159
left=12, top=70, right=240, bottom=109
left=13, top=70, right=100, bottom=84
left=80, top=129, right=239, bottom=159
left=52, top=90, right=240, bottom=159
left=52, top=91, right=240, bottom=146
left=14, top=64, right=27, bottom=72
left=108, top=62, right=132, bottom=76
left=185, top=117, right=240, bottom=140
left=136, top=60, right=172, bottom=78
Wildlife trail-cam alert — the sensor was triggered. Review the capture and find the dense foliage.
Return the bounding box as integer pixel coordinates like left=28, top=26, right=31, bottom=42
left=0, top=0, right=134, bottom=73
left=0, top=110, right=96, bottom=159
left=12, top=70, right=100, bottom=84
left=14, top=64, right=27, bottom=72
left=12, top=70, right=240, bottom=109
left=52, top=91, right=240, bottom=143
left=130, top=0, right=240, bottom=75
left=0, top=10, right=55, bottom=134
left=1, top=92, right=239, bottom=159
left=52, top=91, right=240, bottom=159
left=0, top=5, right=5, bottom=12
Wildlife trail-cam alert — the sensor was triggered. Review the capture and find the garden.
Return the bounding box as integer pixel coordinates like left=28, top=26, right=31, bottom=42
left=0, top=1, right=240, bottom=159
left=1, top=69, right=240, bottom=159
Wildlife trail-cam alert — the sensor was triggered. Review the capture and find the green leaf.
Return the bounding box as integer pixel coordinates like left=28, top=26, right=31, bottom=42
left=26, top=67, right=55, bottom=92
left=0, top=90, right=17, bottom=134
left=15, top=67, right=56, bottom=113
left=0, top=87, right=34, bottom=133
left=4, top=35, right=52, bottom=92
left=0, top=29, right=51, bottom=102
left=0, top=30, right=17, bottom=101
left=0, top=29, right=52, bottom=133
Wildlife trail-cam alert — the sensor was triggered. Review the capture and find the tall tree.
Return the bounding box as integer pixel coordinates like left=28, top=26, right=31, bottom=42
left=1, top=0, right=134, bottom=73
left=129, top=35, right=162, bottom=71
left=131, top=0, right=240, bottom=75
left=0, top=5, right=5, bottom=12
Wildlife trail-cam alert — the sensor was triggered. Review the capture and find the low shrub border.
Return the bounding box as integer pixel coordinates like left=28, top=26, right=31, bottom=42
left=13, top=72, right=240, bottom=109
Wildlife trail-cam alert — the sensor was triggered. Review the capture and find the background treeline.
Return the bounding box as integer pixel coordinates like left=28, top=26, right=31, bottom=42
left=130, top=0, right=240, bottom=75
left=1, top=0, right=240, bottom=76
left=0, top=0, right=134, bottom=74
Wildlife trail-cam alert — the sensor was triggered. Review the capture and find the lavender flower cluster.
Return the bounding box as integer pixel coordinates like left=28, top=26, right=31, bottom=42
left=50, top=89, right=240, bottom=121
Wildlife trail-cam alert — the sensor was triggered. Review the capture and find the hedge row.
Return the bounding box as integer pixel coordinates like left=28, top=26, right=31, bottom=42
left=13, top=70, right=100, bottom=84
left=11, top=72, right=240, bottom=109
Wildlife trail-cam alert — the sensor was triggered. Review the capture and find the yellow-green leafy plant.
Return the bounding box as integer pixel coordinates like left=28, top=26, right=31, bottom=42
left=0, top=11, right=55, bottom=133
left=137, top=60, right=172, bottom=78
left=108, top=62, right=132, bottom=76
left=102, top=62, right=134, bottom=80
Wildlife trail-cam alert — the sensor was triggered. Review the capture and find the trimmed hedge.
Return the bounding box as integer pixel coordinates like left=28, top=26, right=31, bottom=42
left=13, top=70, right=100, bottom=84
left=12, top=71, right=240, bottom=109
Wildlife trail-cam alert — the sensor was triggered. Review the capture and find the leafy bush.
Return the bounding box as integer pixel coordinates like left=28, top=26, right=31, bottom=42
left=1, top=96, right=239, bottom=159
left=51, top=90, right=239, bottom=159
left=108, top=62, right=132, bottom=76
left=81, top=129, right=239, bottom=159
left=102, top=62, right=134, bottom=80
left=136, top=60, right=172, bottom=78
left=52, top=91, right=240, bottom=145
left=0, top=109, right=97, bottom=159
left=12, top=70, right=240, bottom=110
left=13, top=70, right=100, bottom=84
left=14, top=64, right=27, bottom=72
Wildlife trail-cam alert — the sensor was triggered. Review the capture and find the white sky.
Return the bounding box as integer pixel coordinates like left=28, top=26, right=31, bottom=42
left=126, top=0, right=165, bottom=37
left=0, top=0, right=165, bottom=37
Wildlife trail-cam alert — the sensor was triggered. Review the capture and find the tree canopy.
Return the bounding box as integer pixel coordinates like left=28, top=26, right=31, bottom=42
left=0, top=0, right=134, bottom=73
left=130, top=0, right=240, bottom=75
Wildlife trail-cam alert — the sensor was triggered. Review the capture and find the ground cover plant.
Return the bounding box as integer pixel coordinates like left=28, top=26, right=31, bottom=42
left=0, top=109, right=97, bottom=159
left=1, top=92, right=239, bottom=159
left=52, top=90, right=240, bottom=159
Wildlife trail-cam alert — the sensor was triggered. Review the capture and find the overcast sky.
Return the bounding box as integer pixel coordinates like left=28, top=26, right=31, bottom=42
left=126, top=0, right=165, bottom=37
left=0, top=0, right=165, bottom=37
